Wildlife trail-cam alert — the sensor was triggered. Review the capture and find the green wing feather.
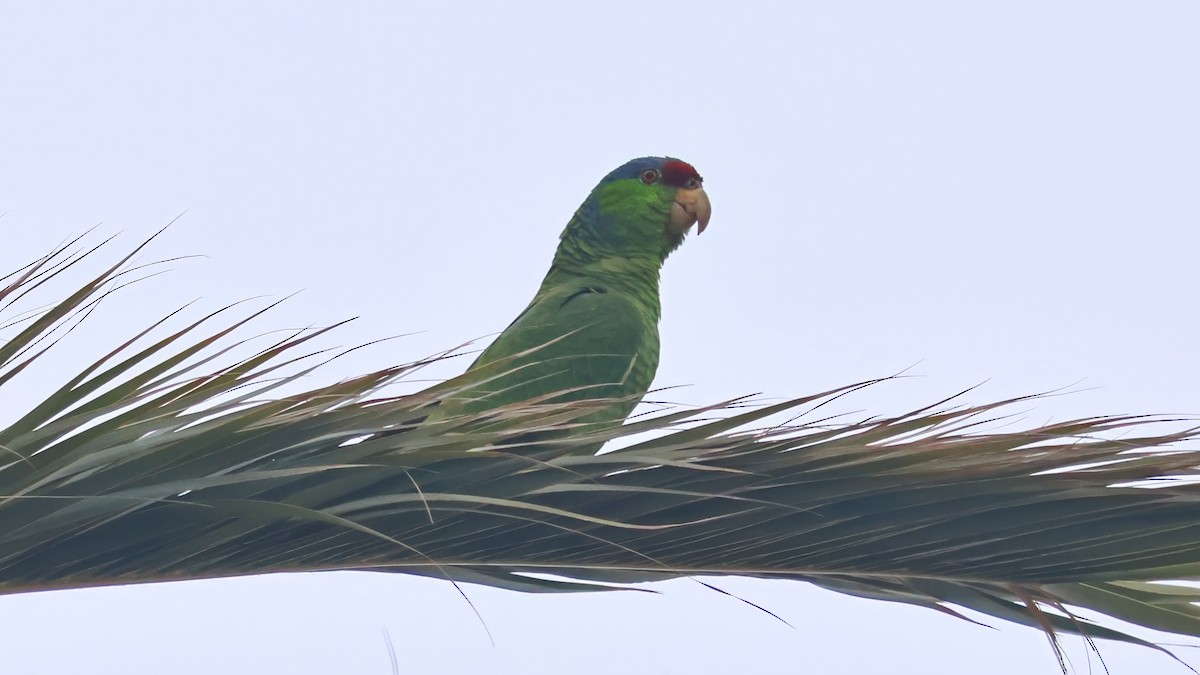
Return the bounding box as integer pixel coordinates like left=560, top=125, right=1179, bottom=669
left=438, top=277, right=660, bottom=430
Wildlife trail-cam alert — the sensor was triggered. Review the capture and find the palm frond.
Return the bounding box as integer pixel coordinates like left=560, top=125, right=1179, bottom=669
left=4, top=233, right=1200, bottom=669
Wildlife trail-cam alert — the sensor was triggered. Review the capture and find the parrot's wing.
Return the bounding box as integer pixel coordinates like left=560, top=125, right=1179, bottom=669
left=448, top=282, right=659, bottom=422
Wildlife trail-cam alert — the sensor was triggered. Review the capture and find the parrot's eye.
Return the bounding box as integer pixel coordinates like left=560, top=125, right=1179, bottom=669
left=640, top=169, right=660, bottom=185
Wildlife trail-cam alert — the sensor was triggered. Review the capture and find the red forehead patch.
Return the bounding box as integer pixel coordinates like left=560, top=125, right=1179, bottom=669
left=661, top=159, right=702, bottom=187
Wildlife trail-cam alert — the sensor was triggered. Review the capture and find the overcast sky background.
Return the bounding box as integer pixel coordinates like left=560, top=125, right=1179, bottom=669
left=2, top=2, right=1199, bottom=673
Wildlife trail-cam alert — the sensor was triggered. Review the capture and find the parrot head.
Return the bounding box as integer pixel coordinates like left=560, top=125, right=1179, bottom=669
left=597, top=156, right=712, bottom=237
left=562, top=156, right=712, bottom=261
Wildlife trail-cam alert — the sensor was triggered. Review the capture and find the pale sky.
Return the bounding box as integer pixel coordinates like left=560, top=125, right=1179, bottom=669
left=2, top=2, right=1200, bottom=673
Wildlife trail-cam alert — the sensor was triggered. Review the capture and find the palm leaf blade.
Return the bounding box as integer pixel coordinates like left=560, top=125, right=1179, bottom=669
left=3, top=235, right=1200, bottom=668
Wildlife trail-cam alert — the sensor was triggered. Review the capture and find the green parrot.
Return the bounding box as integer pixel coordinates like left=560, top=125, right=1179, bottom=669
left=438, top=156, right=711, bottom=431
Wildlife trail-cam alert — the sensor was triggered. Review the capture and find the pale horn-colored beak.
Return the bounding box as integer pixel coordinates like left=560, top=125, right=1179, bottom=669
left=670, top=186, right=712, bottom=235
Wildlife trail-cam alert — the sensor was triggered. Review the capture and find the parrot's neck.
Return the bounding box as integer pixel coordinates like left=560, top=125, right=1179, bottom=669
left=543, top=205, right=678, bottom=319
left=544, top=249, right=664, bottom=321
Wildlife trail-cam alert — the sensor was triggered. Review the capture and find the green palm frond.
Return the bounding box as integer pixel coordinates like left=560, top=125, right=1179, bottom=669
left=4, top=233, right=1200, bottom=669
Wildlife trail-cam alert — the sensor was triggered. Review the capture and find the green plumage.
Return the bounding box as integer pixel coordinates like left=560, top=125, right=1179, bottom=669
left=437, top=157, right=708, bottom=429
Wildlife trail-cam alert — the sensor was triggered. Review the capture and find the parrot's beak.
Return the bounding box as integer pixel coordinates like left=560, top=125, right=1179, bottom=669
left=670, top=187, right=712, bottom=235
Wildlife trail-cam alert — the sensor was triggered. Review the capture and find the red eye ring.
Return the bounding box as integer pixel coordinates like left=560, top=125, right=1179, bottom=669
left=640, top=169, right=660, bottom=184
